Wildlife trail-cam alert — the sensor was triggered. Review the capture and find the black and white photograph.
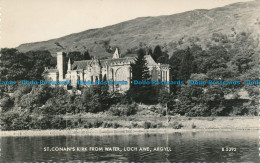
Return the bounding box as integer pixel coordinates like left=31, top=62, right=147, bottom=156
left=0, top=0, right=259, bottom=162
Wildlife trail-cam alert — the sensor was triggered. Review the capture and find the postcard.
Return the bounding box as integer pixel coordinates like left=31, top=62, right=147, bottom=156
left=0, top=0, right=259, bottom=162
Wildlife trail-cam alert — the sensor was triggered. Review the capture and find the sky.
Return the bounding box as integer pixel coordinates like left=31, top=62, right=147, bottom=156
left=0, top=0, right=252, bottom=48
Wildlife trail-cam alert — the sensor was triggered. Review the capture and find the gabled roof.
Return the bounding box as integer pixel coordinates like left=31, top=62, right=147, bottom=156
left=72, top=57, right=136, bottom=69
left=101, top=57, right=135, bottom=66
left=72, top=60, right=95, bottom=69
left=71, top=54, right=168, bottom=70
left=144, top=55, right=157, bottom=66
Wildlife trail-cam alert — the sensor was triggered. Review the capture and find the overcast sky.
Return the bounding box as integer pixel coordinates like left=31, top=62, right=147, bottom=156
left=0, top=0, right=251, bottom=48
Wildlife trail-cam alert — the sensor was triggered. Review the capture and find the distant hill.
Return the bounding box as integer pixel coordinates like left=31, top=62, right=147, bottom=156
left=17, top=0, right=260, bottom=57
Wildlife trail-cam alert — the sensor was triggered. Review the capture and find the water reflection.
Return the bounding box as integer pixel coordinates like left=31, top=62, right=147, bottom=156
left=0, top=131, right=258, bottom=162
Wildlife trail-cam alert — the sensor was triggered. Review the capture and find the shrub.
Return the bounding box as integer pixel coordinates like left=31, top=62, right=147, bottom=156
left=112, top=122, right=120, bottom=128
left=171, top=122, right=184, bottom=129
left=158, top=107, right=166, bottom=116
left=230, top=102, right=257, bottom=116
left=91, top=120, right=103, bottom=128
left=185, top=105, right=209, bottom=117
left=108, top=103, right=137, bottom=116
left=99, top=121, right=121, bottom=128
left=0, top=97, right=14, bottom=112
left=127, top=117, right=136, bottom=121
left=191, top=123, right=196, bottom=129
left=150, top=105, right=166, bottom=115
left=102, top=121, right=114, bottom=128
left=31, top=115, right=67, bottom=129
left=50, top=116, right=67, bottom=129
left=207, top=117, right=216, bottom=121
left=151, top=122, right=163, bottom=128
left=65, top=119, right=73, bottom=128
left=143, top=122, right=152, bottom=129
left=131, top=122, right=139, bottom=128
left=81, top=85, right=111, bottom=113
left=83, top=121, right=92, bottom=128
left=0, top=110, right=32, bottom=130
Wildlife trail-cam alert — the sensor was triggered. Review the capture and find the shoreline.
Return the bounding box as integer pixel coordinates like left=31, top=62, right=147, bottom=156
left=0, top=116, right=257, bottom=137
left=0, top=127, right=258, bottom=137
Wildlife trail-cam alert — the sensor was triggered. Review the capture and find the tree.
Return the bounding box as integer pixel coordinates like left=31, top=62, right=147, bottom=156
left=179, top=47, right=194, bottom=81
left=207, top=67, right=235, bottom=80
left=169, top=47, right=195, bottom=82
left=81, top=84, right=111, bottom=113
left=131, top=48, right=151, bottom=82
left=67, top=51, right=84, bottom=63
left=83, top=51, right=91, bottom=60
left=0, top=96, right=14, bottom=112
left=152, top=45, right=163, bottom=62
left=0, top=48, right=55, bottom=81
left=158, top=88, right=170, bottom=106
left=147, top=47, right=153, bottom=56
left=25, top=50, right=56, bottom=80
left=128, top=48, right=156, bottom=104
left=157, top=51, right=169, bottom=64
left=0, top=48, right=28, bottom=81
left=201, top=46, right=228, bottom=72
left=233, top=49, right=254, bottom=73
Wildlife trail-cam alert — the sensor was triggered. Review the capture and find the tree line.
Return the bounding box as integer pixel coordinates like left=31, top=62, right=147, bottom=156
left=0, top=31, right=259, bottom=130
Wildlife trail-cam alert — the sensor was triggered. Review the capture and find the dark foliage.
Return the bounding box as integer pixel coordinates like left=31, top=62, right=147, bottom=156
left=0, top=31, right=258, bottom=130
left=128, top=48, right=158, bottom=104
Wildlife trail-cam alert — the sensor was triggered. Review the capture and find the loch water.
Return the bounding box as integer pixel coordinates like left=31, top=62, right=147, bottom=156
left=0, top=130, right=258, bottom=162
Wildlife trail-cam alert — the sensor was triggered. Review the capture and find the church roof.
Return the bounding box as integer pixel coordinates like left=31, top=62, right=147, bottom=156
left=101, top=57, right=135, bottom=66
left=72, top=57, right=135, bottom=69
left=71, top=55, right=168, bottom=70
left=144, top=55, right=157, bottom=66
left=72, top=60, right=93, bottom=69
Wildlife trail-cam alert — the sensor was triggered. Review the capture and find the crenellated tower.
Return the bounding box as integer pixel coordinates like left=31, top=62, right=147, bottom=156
left=57, top=51, right=66, bottom=81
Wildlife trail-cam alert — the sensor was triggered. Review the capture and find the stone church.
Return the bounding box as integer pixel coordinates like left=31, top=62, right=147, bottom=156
left=43, top=48, right=170, bottom=92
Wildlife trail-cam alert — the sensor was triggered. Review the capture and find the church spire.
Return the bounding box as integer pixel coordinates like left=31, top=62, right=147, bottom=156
left=113, top=48, right=120, bottom=59
left=68, top=58, right=71, bottom=71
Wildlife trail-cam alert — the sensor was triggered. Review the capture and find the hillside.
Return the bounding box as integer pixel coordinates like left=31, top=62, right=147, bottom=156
left=17, top=0, right=260, bottom=57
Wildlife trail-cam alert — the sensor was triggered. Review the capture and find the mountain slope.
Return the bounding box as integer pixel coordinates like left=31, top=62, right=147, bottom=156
left=17, top=0, right=260, bottom=57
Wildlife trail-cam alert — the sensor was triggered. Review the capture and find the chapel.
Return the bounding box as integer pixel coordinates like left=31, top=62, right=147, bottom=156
left=43, top=48, right=170, bottom=92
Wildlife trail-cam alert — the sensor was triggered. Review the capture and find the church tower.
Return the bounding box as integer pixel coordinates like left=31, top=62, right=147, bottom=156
left=57, top=52, right=66, bottom=81
left=113, top=48, right=120, bottom=59
left=68, top=58, right=71, bottom=71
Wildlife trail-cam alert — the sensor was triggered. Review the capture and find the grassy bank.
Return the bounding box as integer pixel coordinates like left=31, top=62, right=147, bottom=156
left=0, top=128, right=256, bottom=137
left=63, top=113, right=258, bottom=129
left=0, top=115, right=257, bottom=137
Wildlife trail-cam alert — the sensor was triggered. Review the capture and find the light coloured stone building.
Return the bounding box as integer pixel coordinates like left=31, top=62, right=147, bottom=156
left=43, top=48, right=170, bottom=92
